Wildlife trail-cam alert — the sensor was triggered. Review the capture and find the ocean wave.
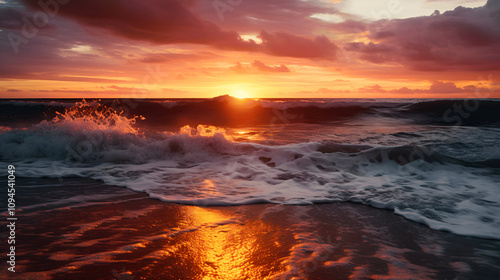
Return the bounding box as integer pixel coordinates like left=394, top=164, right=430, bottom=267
left=401, top=99, right=500, bottom=126
left=1, top=98, right=500, bottom=240
left=2, top=97, right=500, bottom=127
left=2, top=101, right=497, bottom=168
left=8, top=134, right=499, bottom=239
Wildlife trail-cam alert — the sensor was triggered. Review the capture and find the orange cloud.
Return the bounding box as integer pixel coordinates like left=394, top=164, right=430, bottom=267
left=231, top=61, right=291, bottom=73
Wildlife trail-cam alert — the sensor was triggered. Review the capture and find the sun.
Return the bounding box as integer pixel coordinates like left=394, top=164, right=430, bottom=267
left=232, top=90, right=250, bottom=99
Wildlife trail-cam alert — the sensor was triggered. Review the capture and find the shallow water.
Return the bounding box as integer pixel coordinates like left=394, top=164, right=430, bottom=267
left=1, top=177, right=499, bottom=279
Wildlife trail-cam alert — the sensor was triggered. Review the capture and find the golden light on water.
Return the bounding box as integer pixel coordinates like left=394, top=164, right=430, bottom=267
left=184, top=207, right=261, bottom=279
left=171, top=206, right=289, bottom=279
left=231, top=129, right=266, bottom=142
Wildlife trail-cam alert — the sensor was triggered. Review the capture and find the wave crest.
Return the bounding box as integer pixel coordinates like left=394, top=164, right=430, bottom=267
left=52, top=100, right=143, bottom=134
left=0, top=101, right=243, bottom=163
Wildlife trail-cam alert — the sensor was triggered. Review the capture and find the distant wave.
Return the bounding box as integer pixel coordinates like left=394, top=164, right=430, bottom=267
left=401, top=99, right=500, bottom=126
left=2, top=97, right=499, bottom=128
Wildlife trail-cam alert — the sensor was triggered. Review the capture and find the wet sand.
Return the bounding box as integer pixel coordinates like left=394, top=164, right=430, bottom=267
left=1, top=178, right=499, bottom=280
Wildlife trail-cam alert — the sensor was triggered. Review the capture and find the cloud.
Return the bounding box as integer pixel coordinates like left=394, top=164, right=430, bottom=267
left=345, top=1, right=500, bottom=71
left=0, top=87, right=190, bottom=98
left=357, top=84, right=387, bottom=93
left=344, top=42, right=393, bottom=63
left=230, top=62, right=246, bottom=73
left=194, top=0, right=339, bottom=35
left=259, top=31, right=337, bottom=59
left=106, top=85, right=144, bottom=92
left=427, top=81, right=464, bottom=93
left=137, top=52, right=218, bottom=64
left=297, top=88, right=352, bottom=96
left=330, top=20, right=368, bottom=34
left=251, top=60, right=290, bottom=72
left=18, top=0, right=339, bottom=60
left=20, top=0, right=244, bottom=46
left=0, top=7, right=26, bottom=30
left=358, top=81, right=489, bottom=94
left=231, top=60, right=291, bottom=73
left=344, top=42, right=391, bottom=54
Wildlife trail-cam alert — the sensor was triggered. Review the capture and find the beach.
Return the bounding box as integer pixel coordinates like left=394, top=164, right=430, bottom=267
left=1, top=177, right=499, bottom=280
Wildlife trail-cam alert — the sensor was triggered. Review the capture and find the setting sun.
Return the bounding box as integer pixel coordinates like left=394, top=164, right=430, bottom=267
left=232, top=90, right=250, bottom=99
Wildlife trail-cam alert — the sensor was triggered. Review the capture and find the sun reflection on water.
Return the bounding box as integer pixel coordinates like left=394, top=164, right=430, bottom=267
left=175, top=206, right=288, bottom=279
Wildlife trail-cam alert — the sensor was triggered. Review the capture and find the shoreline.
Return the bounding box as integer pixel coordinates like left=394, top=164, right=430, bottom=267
left=1, top=178, right=499, bottom=279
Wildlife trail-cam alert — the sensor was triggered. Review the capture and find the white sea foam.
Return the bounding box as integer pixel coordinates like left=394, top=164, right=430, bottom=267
left=1, top=101, right=499, bottom=240
left=5, top=129, right=499, bottom=240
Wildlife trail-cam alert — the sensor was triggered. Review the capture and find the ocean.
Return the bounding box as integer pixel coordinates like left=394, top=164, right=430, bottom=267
left=1, top=97, right=499, bottom=279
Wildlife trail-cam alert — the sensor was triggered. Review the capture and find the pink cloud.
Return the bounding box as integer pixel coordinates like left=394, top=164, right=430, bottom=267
left=259, top=31, right=337, bottom=59
left=344, top=42, right=393, bottom=64
left=21, top=0, right=242, bottom=45
left=194, top=0, right=339, bottom=35
left=346, top=1, right=500, bottom=71
left=252, top=60, right=290, bottom=72
left=18, top=0, right=339, bottom=60
left=297, top=88, right=352, bottom=96
left=359, top=81, right=489, bottom=95
left=137, top=52, right=218, bottom=64
left=231, top=60, right=291, bottom=73
left=358, top=84, right=387, bottom=93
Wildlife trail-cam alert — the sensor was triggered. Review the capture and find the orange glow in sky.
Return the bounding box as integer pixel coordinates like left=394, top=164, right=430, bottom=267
left=232, top=90, right=250, bottom=99
left=0, top=0, right=499, bottom=98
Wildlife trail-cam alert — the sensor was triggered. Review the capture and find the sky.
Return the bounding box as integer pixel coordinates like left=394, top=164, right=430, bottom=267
left=0, top=0, right=499, bottom=98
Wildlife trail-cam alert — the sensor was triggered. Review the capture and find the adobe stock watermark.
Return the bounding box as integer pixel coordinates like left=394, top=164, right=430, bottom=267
left=340, top=0, right=403, bottom=63
left=370, top=0, right=404, bottom=22
left=443, top=74, right=495, bottom=126
left=111, top=64, right=168, bottom=119
left=6, top=165, right=17, bottom=273
left=269, top=108, right=304, bottom=141
left=8, top=0, right=70, bottom=54
left=383, top=74, right=495, bottom=184
left=213, top=0, right=243, bottom=22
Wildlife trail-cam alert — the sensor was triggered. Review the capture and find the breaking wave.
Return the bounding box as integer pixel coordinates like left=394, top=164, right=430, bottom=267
left=1, top=98, right=499, bottom=240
